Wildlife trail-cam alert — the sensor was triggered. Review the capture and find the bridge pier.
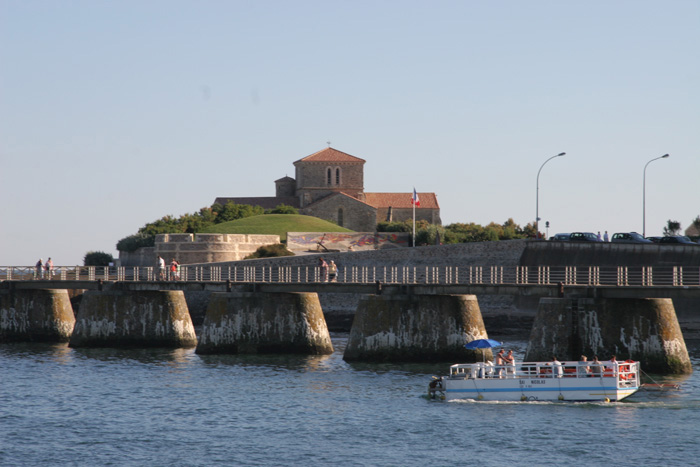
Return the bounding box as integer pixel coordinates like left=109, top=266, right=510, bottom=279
left=196, top=292, right=333, bottom=355
left=0, top=288, right=75, bottom=342
left=343, top=294, right=491, bottom=363
left=525, top=297, right=692, bottom=374
left=70, top=290, right=197, bottom=348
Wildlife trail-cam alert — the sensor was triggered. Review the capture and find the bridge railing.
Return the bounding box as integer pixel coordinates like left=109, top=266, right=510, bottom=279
left=2, top=265, right=699, bottom=287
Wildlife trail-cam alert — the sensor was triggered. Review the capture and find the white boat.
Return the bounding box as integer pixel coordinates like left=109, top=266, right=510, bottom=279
left=429, top=360, right=640, bottom=402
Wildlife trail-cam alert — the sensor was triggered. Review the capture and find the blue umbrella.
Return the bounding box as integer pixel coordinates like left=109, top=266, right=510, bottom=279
left=464, top=338, right=502, bottom=350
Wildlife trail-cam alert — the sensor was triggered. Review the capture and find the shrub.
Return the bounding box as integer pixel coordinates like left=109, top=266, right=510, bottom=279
left=116, top=233, right=156, bottom=252
left=84, top=251, right=114, bottom=266
left=266, top=204, right=299, bottom=214
left=245, top=243, right=295, bottom=259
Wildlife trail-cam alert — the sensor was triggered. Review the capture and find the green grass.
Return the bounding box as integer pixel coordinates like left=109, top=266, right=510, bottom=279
left=200, top=214, right=353, bottom=242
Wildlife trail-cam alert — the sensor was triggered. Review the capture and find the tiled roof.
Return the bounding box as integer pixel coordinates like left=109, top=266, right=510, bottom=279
left=275, top=176, right=295, bottom=183
left=294, top=147, right=366, bottom=164
left=214, top=196, right=300, bottom=209
left=364, top=192, right=439, bottom=209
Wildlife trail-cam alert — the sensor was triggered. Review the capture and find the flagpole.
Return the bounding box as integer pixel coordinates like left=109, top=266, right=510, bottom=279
left=412, top=200, right=416, bottom=247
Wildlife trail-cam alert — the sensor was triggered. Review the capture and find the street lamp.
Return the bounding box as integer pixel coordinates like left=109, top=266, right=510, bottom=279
left=643, top=153, right=669, bottom=237
left=536, top=152, right=566, bottom=238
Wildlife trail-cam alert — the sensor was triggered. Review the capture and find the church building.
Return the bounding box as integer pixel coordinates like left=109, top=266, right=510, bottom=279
left=214, top=147, right=441, bottom=232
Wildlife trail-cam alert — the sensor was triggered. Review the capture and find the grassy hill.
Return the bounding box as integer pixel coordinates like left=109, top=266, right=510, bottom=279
left=200, top=214, right=353, bottom=242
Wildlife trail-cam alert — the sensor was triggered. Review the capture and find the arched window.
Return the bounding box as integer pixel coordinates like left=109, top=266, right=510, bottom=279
left=335, top=167, right=341, bottom=185
left=337, top=208, right=344, bottom=227
left=327, top=167, right=332, bottom=185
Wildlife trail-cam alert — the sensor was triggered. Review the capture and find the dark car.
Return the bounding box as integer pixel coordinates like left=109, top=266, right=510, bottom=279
left=549, top=233, right=571, bottom=241
left=659, top=236, right=697, bottom=245
left=646, top=236, right=663, bottom=243
left=569, top=232, right=602, bottom=242
left=611, top=232, right=653, bottom=244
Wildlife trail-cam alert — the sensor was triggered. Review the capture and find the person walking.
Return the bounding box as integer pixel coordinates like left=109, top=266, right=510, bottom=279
left=157, top=256, right=166, bottom=281
left=329, top=260, right=338, bottom=282
left=604, top=231, right=609, bottom=242
left=318, top=257, right=328, bottom=282
left=35, top=259, right=43, bottom=280
left=45, top=258, right=54, bottom=279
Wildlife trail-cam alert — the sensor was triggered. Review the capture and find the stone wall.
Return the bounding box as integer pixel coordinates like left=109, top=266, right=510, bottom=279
left=301, top=195, right=377, bottom=231
left=118, top=247, right=156, bottom=267
left=119, top=233, right=281, bottom=266
left=287, top=232, right=409, bottom=253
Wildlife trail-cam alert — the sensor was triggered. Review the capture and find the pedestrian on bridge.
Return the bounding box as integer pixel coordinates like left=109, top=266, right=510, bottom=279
left=35, top=259, right=43, bottom=280
left=45, top=258, right=54, bottom=279
left=318, top=257, right=328, bottom=282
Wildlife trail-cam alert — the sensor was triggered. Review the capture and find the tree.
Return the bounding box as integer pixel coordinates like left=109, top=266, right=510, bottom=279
left=84, top=251, right=114, bottom=266
left=213, top=201, right=264, bottom=222
left=663, top=220, right=682, bottom=236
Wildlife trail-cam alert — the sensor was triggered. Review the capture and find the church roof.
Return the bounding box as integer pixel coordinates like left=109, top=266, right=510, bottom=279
left=275, top=176, right=295, bottom=183
left=294, top=147, right=366, bottom=164
left=364, top=192, right=439, bottom=209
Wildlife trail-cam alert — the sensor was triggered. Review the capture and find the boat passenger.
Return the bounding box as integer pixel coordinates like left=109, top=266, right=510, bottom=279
left=578, top=355, right=590, bottom=376
left=551, top=356, right=563, bottom=378
left=502, top=350, right=515, bottom=375
left=494, top=349, right=505, bottom=377
left=590, top=355, right=603, bottom=376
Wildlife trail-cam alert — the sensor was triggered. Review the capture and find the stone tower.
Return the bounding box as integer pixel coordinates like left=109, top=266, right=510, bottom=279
left=293, top=147, right=365, bottom=208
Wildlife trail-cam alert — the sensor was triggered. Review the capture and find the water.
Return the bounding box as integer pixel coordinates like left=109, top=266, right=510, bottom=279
left=1, top=336, right=698, bottom=467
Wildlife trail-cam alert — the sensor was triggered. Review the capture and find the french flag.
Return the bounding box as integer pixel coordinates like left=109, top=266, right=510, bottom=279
left=411, top=188, right=420, bottom=207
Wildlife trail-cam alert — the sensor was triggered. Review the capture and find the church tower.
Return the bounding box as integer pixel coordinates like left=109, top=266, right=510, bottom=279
left=293, top=147, right=365, bottom=208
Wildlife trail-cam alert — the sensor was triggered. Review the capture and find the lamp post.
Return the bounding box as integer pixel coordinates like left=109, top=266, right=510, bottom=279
left=643, top=153, right=669, bottom=237
left=536, top=152, right=566, bottom=238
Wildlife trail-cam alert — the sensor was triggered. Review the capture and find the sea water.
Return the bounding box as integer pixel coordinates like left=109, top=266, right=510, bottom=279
left=1, top=336, right=698, bottom=466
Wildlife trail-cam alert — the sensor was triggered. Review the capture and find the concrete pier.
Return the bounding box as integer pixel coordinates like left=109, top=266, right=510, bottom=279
left=0, top=289, right=75, bottom=342
left=343, top=294, right=491, bottom=363
left=70, top=290, right=197, bottom=348
left=196, top=292, right=334, bottom=355
left=525, top=297, right=692, bottom=374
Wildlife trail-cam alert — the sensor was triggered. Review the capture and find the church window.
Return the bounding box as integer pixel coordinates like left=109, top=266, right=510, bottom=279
left=327, top=168, right=332, bottom=185
left=335, top=167, right=341, bottom=185
left=337, top=207, right=344, bottom=227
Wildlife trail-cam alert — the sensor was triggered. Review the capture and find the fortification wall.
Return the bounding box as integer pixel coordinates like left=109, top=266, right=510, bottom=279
left=119, top=247, right=156, bottom=267
left=287, top=232, right=409, bottom=253
left=119, top=233, right=280, bottom=266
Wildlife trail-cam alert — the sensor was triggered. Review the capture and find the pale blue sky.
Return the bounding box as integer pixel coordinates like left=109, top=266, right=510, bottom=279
left=1, top=1, right=698, bottom=265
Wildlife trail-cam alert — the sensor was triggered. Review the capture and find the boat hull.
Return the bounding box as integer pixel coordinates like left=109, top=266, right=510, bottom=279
left=434, top=360, right=641, bottom=402
left=443, top=376, right=638, bottom=402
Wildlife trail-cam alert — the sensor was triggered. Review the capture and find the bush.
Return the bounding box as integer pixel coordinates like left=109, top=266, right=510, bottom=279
left=116, top=233, right=155, bottom=252
left=245, top=244, right=295, bottom=259
left=266, top=204, right=299, bottom=214
left=84, top=251, right=114, bottom=266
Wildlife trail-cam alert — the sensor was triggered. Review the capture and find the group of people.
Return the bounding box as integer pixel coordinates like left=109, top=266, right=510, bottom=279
left=547, top=354, right=617, bottom=377
left=597, top=231, right=609, bottom=242
left=578, top=354, right=616, bottom=376
left=157, top=256, right=181, bottom=280
left=34, top=258, right=54, bottom=279
left=317, top=257, right=338, bottom=282
left=493, top=349, right=515, bottom=376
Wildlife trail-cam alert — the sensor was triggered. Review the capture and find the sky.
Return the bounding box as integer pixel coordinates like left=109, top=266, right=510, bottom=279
left=1, top=1, right=698, bottom=266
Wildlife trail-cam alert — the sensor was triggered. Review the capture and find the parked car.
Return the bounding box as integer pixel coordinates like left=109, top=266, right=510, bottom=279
left=659, top=236, right=698, bottom=245
left=569, top=232, right=602, bottom=242
left=611, top=232, right=653, bottom=244
left=549, top=233, right=571, bottom=241
left=646, top=236, right=663, bottom=243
